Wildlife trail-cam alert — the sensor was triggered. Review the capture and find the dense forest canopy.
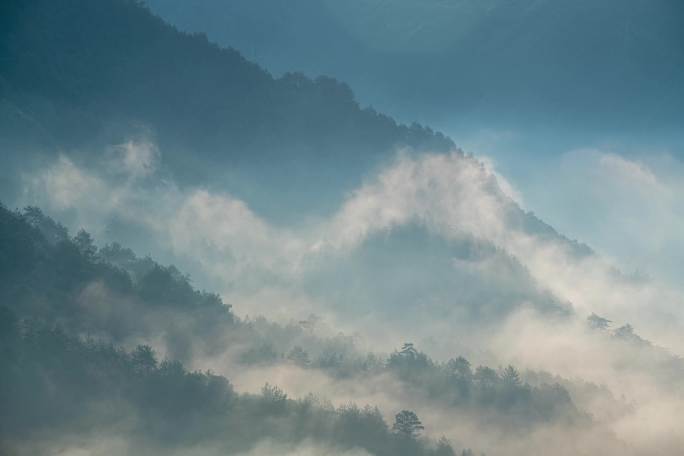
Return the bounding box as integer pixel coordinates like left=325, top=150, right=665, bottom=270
left=0, top=203, right=589, bottom=455
left=3, top=201, right=678, bottom=455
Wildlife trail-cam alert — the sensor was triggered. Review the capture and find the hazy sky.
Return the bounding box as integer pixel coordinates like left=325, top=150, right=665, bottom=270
left=452, top=127, right=684, bottom=290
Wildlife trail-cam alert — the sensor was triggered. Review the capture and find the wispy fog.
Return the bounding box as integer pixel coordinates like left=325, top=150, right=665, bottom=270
left=10, top=140, right=684, bottom=455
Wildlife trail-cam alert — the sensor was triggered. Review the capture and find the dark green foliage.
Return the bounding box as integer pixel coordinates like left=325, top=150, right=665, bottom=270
left=0, top=309, right=455, bottom=455
left=0, top=204, right=468, bottom=452
left=388, top=342, right=434, bottom=380
left=356, top=344, right=584, bottom=427
left=73, top=229, right=97, bottom=259
left=0, top=205, right=233, bottom=360
left=0, top=204, right=585, bottom=438
left=22, top=207, right=69, bottom=245
left=393, top=410, right=425, bottom=438
left=237, top=334, right=584, bottom=428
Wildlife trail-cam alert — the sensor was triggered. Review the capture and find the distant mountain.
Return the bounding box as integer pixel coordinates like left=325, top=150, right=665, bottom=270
left=144, top=0, right=684, bottom=131
left=0, top=0, right=452, bottom=219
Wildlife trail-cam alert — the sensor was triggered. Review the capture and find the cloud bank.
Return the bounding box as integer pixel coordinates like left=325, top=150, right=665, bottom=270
left=15, top=141, right=684, bottom=455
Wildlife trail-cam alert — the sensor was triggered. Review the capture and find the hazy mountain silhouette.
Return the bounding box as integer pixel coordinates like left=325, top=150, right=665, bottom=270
left=145, top=0, right=684, bottom=131
left=0, top=0, right=452, bottom=219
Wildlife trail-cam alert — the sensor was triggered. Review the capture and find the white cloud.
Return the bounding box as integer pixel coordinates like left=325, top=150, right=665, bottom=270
left=16, top=143, right=684, bottom=456
left=20, top=148, right=684, bottom=349
left=235, top=440, right=372, bottom=456
left=323, top=151, right=512, bottom=251
left=28, top=155, right=109, bottom=211
left=109, top=140, right=160, bottom=178
left=597, top=152, right=664, bottom=192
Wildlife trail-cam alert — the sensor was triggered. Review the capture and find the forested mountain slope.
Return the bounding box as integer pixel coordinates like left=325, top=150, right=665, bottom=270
left=0, top=0, right=452, bottom=217
left=1, top=203, right=603, bottom=455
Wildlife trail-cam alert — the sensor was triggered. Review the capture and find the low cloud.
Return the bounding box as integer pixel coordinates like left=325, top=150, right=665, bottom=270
left=18, top=145, right=684, bottom=347
left=14, top=142, right=684, bottom=455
